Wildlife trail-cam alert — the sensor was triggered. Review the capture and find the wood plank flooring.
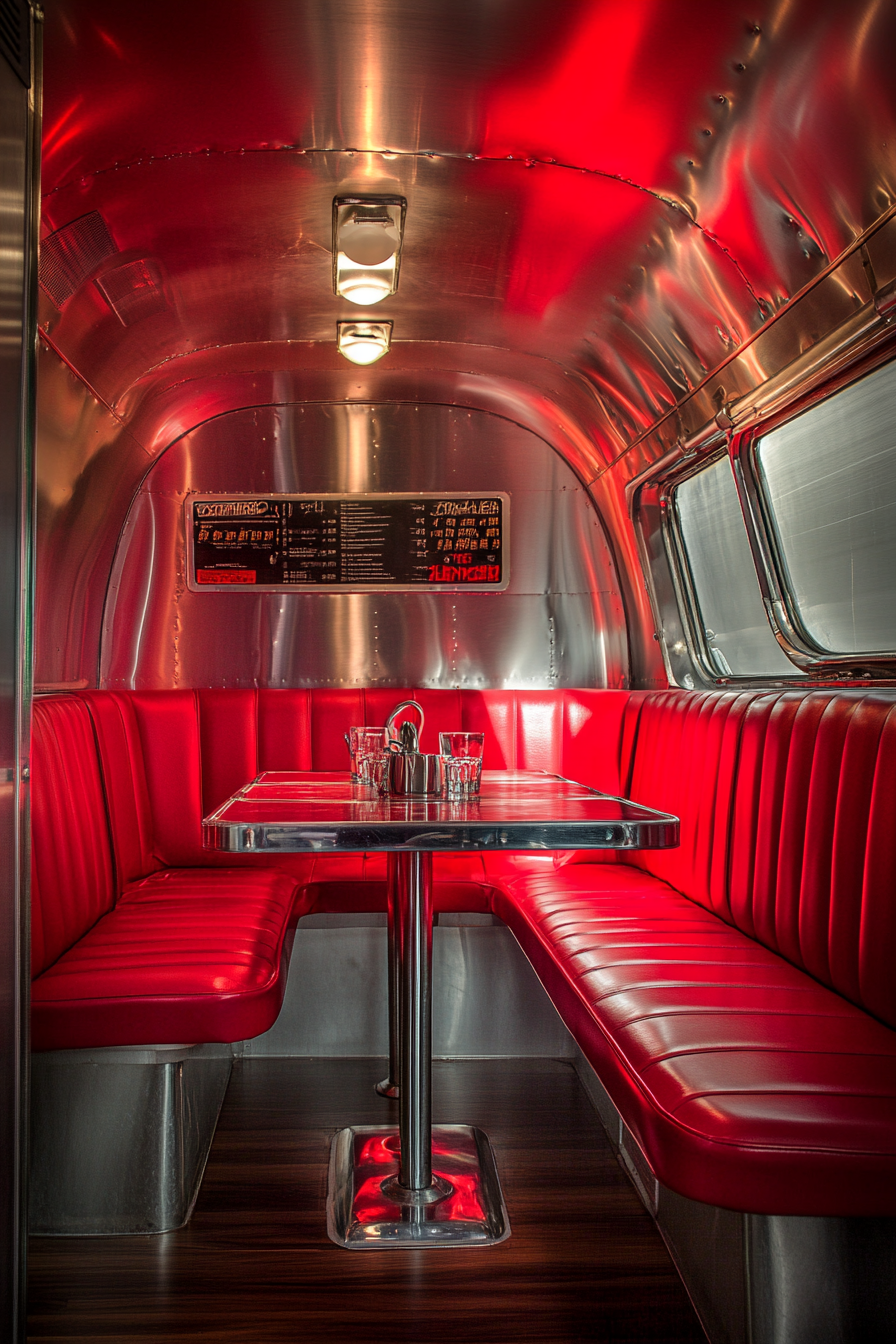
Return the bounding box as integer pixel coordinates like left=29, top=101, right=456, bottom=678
left=28, top=1058, right=705, bottom=1344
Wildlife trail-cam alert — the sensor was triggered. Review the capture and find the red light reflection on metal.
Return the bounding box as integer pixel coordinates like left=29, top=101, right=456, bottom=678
left=42, top=98, right=88, bottom=161
left=481, top=0, right=663, bottom=179
left=357, top=1132, right=400, bottom=1167
left=480, top=0, right=712, bottom=316
left=350, top=1130, right=486, bottom=1226
left=94, top=26, right=125, bottom=59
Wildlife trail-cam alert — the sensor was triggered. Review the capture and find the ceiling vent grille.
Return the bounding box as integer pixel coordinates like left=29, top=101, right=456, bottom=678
left=39, top=213, right=118, bottom=308
left=0, top=0, right=29, bottom=87
left=95, top=259, right=171, bottom=326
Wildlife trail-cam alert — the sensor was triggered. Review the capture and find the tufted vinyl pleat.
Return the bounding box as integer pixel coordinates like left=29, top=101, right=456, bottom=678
left=257, top=689, right=313, bottom=772
left=493, top=868, right=896, bottom=1216
left=728, top=691, right=896, bottom=1027
left=81, top=691, right=158, bottom=885
left=31, top=867, right=302, bottom=1049
left=31, top=697, right=116, bottom=977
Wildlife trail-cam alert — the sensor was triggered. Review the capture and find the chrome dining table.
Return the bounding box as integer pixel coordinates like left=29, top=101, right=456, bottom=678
left=204, top=770, right=679, bottom=1250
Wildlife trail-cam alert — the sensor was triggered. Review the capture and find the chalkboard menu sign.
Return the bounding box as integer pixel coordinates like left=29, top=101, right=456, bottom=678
left=187, top=493, right=509, bottom=591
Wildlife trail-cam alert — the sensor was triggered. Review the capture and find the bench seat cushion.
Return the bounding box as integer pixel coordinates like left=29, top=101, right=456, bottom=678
left=32, top=868, right=305, bottom=1050
left=492, top=864, right=896, bottom=1217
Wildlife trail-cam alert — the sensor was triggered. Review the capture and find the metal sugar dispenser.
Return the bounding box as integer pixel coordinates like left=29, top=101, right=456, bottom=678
left=384, top=700, right=446, bottom=797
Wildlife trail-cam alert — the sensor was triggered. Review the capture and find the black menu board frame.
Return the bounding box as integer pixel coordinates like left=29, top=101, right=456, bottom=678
left=186, top=492, right=510, bottom=592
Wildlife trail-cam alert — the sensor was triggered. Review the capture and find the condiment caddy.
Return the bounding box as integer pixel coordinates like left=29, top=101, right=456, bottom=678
left=345, top=700, right=483, bottom=797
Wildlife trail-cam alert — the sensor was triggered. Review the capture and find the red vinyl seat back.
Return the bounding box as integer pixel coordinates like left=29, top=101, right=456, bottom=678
left=30, top=688, right=642, bottom=910
left=619, top=690, right=756, bottom=910
left=117, top=688, right=635, bottom=867
left=610, top=687, right=896, bottom=1030
left=80, top=691, right=158, bottom=885
left=119, top=689, right=317, bottom=869
left=727, top=691, right=896, bottom=1028
left=31, top=697, right=117, bottom=976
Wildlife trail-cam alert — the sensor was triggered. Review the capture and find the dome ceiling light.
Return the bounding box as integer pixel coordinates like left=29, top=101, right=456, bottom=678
left=333, top=195, right=406, bottom=306
left=336, top=319, right=393, bottom=365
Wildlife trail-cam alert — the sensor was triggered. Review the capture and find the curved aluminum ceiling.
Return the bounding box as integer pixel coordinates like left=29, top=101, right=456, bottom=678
left=39, top=0, right=896, bottom=451
left=34, top=0, right=896, bottom=685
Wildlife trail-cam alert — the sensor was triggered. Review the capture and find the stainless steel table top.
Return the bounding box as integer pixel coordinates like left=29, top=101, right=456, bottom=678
left=203, top=770, right=679, bottom=853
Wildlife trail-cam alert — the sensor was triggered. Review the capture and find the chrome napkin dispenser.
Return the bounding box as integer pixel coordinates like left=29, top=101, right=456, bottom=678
left=384, top=699, right=445, bottom=797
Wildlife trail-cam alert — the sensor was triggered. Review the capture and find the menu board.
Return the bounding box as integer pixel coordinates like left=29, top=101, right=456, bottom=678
left=187, top=493, right=509, bottom=591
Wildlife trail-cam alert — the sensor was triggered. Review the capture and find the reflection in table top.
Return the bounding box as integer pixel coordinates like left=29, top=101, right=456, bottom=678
left=203, top=771, right=679, bottom=854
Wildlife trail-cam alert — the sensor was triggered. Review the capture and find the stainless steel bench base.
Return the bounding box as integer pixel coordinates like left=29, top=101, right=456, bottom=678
left=574, top=1048, right=896, bottom=1344
left=29, top=1043, right=232, bottom=1236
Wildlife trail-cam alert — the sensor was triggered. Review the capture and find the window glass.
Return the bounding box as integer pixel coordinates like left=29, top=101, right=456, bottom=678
left=756, top=359, right=896, bottom=654
left=673, top=456, right=800, bottom=677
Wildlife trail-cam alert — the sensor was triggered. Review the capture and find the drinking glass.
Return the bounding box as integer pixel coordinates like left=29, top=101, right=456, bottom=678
left=439, top=731, right=484, bottom=796
left=438, top=731, right=484, bottom=760
left=346, top=726, right=386, bottom=782
left=443, top=754, right=482, bottom=797
left=357, top=750, right=391, bottom=793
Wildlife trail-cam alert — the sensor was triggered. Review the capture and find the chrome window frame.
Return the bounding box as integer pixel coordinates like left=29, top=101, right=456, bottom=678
left=732, top=345, right=896, bottom=678
left=654, top=447, right=804, bottom=686
left=661, top=449, right=748, bottom=685
left=635, top=335, right=896, bottom=688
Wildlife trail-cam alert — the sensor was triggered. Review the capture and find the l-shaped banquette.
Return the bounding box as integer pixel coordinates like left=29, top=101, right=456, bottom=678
left=31, top=686, right=896, bottom=1220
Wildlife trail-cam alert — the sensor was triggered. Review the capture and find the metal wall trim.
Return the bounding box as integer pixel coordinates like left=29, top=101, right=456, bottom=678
left=634, top=326, right=896, bottom=690
left=0, top=8, right=40, bottom=1341
left=600, top=202, right=896, bottom=487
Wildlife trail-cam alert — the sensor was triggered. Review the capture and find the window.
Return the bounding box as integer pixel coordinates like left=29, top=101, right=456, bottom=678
left=755, top=359, right=896, bottom=655
left=673, top=456, right=800, bottom=678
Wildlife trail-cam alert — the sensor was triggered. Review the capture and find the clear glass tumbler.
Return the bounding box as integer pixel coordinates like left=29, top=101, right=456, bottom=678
left=439, top=731, right=484, bottom=796
left=357, top=750, right=391, bottom=793
left=346, top=726, right=387, bottom=782
left=443, top=755, right=482, bottom=797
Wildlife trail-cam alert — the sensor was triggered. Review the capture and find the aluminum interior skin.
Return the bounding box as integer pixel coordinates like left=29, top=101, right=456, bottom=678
left=101, top=406, right=621, bottom=689
left=34, top=0, right=896, bottom=692
left=18, top=3, right=896, bottom=1342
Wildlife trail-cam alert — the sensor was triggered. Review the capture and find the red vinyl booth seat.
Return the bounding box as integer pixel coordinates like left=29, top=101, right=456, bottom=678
left=494, top=689, right=896, bottom=1216
left=33, top=867, right=300, bottom=1049
left=29, top=687, right=633, bottom=1050
left=31, top=696, right=306, bottom=1050
left=29, top=685, right=896, bottom=1219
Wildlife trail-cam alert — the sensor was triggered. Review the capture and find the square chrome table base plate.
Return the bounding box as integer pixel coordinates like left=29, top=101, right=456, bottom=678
left=327, top=1124, right=510, bottom=1249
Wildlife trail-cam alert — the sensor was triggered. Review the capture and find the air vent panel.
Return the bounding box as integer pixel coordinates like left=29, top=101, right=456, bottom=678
left=0, top=0, right=29, bottom=87
left=39, top=213, right=118, bottom=309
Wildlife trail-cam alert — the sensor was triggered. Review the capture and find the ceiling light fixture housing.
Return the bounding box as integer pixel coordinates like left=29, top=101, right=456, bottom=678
left=336, top=319, right=393, bottom=365
left=333, top=195, right=406, bottom=305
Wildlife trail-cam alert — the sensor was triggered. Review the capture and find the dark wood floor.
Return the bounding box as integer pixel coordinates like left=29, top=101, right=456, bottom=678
left=28, top=1058, right=705, bottom=1344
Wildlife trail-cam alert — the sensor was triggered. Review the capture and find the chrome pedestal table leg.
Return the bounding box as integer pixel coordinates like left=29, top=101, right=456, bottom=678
left=374, top=853, right=401, bottom=1099
left=327, top=850, right=510, bottom=1249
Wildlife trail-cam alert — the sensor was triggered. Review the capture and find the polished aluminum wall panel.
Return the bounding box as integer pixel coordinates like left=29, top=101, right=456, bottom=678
left=32, top=0, right=896, bottom=692
left=748, top=1214, right=896, bottom=1344
left=100, top=403, right=627, bottom=688
left=239, top=923, right=575, bottom=1060
left=0, top=28, right=36, bottom=1342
